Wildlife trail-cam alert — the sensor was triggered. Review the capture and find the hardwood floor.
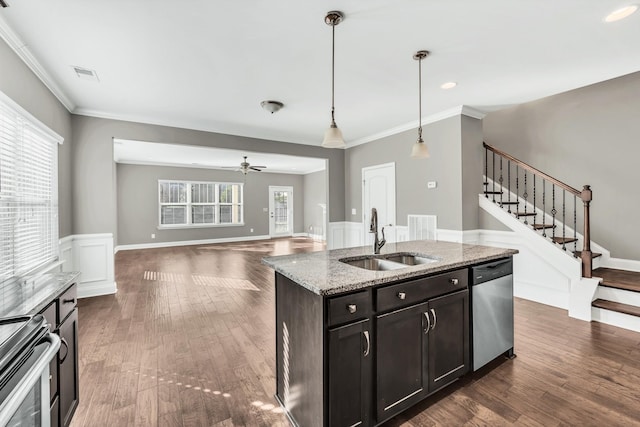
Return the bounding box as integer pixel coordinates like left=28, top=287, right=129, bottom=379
left=71, top=238, right=640, bottom=426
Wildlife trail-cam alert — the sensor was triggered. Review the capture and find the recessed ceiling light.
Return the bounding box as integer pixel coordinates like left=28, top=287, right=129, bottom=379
left=441, top=82, right=457, bottom=90
left=72, top=66, right=100, bottom=82
left=604, top=5, right=638, bottom=22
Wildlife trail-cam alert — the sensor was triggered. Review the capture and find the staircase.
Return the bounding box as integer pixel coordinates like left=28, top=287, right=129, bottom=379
left=482, top=142, right=640, bottom=332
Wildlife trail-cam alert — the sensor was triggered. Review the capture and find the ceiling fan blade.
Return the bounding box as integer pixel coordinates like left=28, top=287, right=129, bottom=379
left=251, top=165, right=266, bottom=169
left=249, top=166, right=263, bottom=172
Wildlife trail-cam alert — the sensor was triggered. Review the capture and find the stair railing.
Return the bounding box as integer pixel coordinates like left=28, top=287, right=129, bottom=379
left=483, top=142, right=593, bottom=278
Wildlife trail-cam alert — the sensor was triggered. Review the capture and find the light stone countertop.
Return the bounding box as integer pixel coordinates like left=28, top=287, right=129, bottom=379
left=0, top=272, right=80, bottom=317
left=262, top=240, right=518, bottom=296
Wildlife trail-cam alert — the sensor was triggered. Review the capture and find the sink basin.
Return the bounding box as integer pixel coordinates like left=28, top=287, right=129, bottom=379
left=339, top=253, right=439, bottom=271
left=340, top=257, right=407, bottom=271
left=384, top=254, right=439, bottom=266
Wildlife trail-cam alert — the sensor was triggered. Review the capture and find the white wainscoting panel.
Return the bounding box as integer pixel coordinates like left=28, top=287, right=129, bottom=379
left=408, top=215, right=437, bottom=240
left=59, top=234, right=116, bottom=298
left=328, top=222, right=364, bottom=249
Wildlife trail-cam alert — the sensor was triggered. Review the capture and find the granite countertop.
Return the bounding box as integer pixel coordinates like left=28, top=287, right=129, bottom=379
left=0, top=272, right=80, bottom=318
left=262, top=240, right=518, bottom=296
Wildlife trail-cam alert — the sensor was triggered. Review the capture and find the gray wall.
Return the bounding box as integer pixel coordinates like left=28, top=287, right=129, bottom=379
left=117, top=164, right=303, bottom=245
left=0, top=38, right=73, bottom=237
left=71, top=115, right=345, bottom=246
left=346, top=115, right=483, bottom=231
left=483, top=71, right=640, bottom=260
left=303, top=170, right=327, bottom=237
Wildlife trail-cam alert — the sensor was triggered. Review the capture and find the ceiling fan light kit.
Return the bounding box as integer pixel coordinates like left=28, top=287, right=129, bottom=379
left=223, top=156, right=266, bottom=175
left=321, top=10, right=346, bottom=149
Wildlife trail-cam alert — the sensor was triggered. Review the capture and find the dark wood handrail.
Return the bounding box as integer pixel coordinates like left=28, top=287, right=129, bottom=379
left=483, top=141, right=593, bottom=278
left=483, top=142, right=582, bottom=198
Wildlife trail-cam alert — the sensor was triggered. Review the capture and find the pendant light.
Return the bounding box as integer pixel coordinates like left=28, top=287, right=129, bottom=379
left=411, top=50, right=430, bottom=158
left=321, top=11, right=346, bottom=148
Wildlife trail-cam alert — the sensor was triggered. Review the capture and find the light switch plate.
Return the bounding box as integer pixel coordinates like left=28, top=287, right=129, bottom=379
left=351, top=208, right=357, bottom=215
left=263, top=207, right=268, bottom=212
left=427, top=181, right=437, bottom=189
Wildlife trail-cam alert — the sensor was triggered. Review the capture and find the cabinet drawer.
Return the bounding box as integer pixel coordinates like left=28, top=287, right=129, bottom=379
left=376, top=269, right=468, bottom=312
left=328, top=291, right=371, bottom=327
left=59, top=284, right=77, bottom=323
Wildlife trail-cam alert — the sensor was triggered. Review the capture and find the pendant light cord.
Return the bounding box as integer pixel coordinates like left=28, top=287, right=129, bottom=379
left=418, top=55, right=422, bottom=140
left=331, top=23, right=336, bottom=124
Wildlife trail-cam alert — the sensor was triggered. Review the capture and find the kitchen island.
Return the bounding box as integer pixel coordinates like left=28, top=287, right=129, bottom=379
left=263, top=240, right=518, bottom=427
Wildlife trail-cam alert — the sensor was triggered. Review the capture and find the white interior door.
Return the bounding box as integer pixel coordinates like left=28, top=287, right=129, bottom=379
left=269, top=186, right=293, bottom=237
left=362, top=163, right=396, bottom=245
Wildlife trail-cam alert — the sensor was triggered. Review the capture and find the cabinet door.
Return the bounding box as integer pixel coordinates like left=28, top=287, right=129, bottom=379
left=59, top=308, right=79, bottom=427
left=328, top=319, right=371, bottom=427
left=427, top=290, right=469, bottom=393
left=376, top=302, right=429, bottom=421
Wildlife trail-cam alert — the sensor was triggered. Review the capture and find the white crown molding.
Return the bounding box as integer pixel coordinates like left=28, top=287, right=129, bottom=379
left=73, top=107, right=321, bottom=147
left=346, top=105, right=487, bottom=149
left=0, top=15, right=75, bottom=112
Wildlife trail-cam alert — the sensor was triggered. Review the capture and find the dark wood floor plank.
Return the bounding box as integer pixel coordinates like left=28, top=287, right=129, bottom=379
left=71, top=238, right=640, bottom=427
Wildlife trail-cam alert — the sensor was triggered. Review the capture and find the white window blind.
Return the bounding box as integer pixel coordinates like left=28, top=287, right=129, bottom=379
left=0, top=94, right=59, bottom=285
left=158, top=180, right=243, bottom=227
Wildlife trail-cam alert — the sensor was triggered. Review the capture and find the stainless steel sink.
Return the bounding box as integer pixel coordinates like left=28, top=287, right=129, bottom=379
left=339, top=253, right=439, bottom=271
left=384, top=254, right=439, bottom=266
left=340, top=257, right=407, bottom=271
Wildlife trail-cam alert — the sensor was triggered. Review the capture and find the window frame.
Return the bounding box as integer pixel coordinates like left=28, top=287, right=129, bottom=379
left=157, top=179, right=244, bottom=229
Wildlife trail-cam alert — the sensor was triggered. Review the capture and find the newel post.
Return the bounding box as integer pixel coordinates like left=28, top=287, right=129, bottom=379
left=580, top=185, right=592, bottom=278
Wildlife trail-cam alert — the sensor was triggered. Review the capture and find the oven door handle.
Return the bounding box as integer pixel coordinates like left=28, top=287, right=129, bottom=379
left=0, top=334, right=60, bottom=426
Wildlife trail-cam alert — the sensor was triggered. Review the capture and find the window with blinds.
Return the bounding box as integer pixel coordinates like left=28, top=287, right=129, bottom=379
left=158, top=180, right=243, bottom=227
left=0, top=93, right=60, bottom=285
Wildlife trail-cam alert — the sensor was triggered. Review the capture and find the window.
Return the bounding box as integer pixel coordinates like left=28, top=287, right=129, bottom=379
left=158, top=180, right=243, bottom=227
left=0, top=92, right=61, bottom=285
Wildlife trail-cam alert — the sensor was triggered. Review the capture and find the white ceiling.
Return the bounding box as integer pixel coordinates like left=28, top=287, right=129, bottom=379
left=113, top=139, right=326, bottom=175
left=1, top=1, right=639, bottom=148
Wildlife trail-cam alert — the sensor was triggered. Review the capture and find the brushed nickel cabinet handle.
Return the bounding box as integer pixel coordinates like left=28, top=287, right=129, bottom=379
left=363, top=331, right=370, bottom=357
left=423, top=312, right=431, bottom=334
left=430, top=308, right=437, bottom=330
left=397, top=292, right=406, bottom=300
left=450, top=278, right=459, bottom=285
left=347, top=304, right=357, bottom=314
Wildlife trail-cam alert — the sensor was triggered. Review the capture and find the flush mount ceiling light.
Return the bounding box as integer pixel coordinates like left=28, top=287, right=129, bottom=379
left=441, top=81, right=457, bottom=90
left=260, top=100, right=284, bottom=114
left=604, top=5, right=638, bottom=22
left=321, top=10, right=346, bottom=149
left=411, top=50, right=430, bottom=159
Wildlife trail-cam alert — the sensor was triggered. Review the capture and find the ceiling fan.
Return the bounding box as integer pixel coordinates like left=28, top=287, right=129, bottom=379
left=223, top=156, right=266, bottom=175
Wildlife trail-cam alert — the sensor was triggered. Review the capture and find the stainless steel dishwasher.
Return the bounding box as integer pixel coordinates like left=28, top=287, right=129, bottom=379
left=471, top=258, right=515, bottom=371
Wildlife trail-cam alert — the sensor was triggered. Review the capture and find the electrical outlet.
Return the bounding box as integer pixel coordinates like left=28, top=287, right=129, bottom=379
left=263, top=207, right=268, bottom=212
left=250, top=228, right=254, bottom=233
left=151, top=233, right=156, bottom=239
left=351, top=208, right=357, bottom=215
left=427, top=181, right=437, bottom=189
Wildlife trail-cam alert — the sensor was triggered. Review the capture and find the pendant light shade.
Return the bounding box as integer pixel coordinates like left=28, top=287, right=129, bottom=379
left=321, top=11, right=346, bottom=149
left=411, top=50, right=430, bottom=158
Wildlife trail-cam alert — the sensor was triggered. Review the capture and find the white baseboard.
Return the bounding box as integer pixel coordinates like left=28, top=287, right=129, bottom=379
left=115, top=235, right=271, bottom=252
left=77, top=281, right=118, bottom=299
left=59, top=233, right=116, bottom=299
left=602, top=257, right=640, bottom=272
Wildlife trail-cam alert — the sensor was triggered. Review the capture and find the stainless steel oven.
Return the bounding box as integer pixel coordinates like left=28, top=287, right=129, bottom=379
left=0, top=315, right=60, bottom=427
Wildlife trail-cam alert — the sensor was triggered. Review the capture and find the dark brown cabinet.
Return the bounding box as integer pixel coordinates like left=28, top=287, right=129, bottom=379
left=328, top=319, right=371, bottom=427
left=275, top=267, right=472, bottom=427
left=39, top=283, right=79, bottom=427
left=427, top=290, right=469, bottom=392
left=59, top=307, right=79, bottom=427
left=376, top=302, right=428, bottom=421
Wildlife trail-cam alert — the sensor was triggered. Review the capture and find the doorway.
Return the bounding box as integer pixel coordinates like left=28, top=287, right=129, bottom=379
left=362, top=163, right=396, bottom=244
left=269, top=186, right=294, bottom=238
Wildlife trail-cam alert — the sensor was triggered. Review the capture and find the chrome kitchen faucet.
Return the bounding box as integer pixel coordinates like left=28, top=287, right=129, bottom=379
left=369, top=207, right=386, bottom=254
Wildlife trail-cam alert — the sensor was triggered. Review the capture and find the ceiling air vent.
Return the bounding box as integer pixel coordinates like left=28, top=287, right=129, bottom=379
left=0, top=1, right=9, bottom=8
left=72, top=66, right=99, bottom=82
